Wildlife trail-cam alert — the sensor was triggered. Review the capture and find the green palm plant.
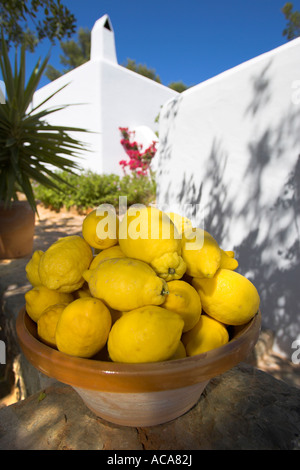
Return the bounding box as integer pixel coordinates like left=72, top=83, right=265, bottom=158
left=0, top=33, right=89, bottom=214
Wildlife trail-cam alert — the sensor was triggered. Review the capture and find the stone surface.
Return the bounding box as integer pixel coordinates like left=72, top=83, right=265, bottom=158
left=0, top=363, right=299, bottom=450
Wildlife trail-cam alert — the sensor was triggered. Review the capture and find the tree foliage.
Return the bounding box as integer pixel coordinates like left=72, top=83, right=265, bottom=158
left=168, top=81, right=189, bottom=93
left=282, top=2, right=300, bottom=40
left=0, top=0, right=76, bottom=52
left=44, top=25, right=190, bottom=92
left=122, top=58, right=162, bottom=83
left=45, top=27, right=91, bottom=80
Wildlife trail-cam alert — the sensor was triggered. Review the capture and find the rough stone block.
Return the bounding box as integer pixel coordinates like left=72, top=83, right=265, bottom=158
left=0, top=363, right=299, bottom=450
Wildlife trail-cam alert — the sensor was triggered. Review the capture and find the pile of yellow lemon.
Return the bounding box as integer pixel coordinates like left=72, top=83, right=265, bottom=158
left=24, top=206, right=260, bottom=364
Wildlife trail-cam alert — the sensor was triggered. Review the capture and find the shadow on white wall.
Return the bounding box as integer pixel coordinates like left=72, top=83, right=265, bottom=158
left=156, top=38, right=300, bottom=358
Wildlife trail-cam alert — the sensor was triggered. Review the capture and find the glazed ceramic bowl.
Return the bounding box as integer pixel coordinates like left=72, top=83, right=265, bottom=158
left=16, top=307, right=261, bottom=427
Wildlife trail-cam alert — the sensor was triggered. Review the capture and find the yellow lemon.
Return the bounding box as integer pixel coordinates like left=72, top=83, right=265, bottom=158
left=181, top=228, right=221, bottom=278
left=73, top=283, right=91, bottom=299
left=165, top=212, right=193, bottom=235
left=25, top=286, right=73, bottom=323
left=82, top=207, right=119, bottom=250
left=224, top=250, right=235, bottom=258
left=119, top=205, right=186, bottom=281
left=107, top=305, right=184, bottom=363
left=83, top=257, right=169, bottom=311
left=25, top=250, right=44, bottom=286
left=55, top=297, right=112, bottom=358
left=182, top=314, right=229, bottom=356
left=161, top=280, right=202, bottom=332
left=220, top=249, right=238, bottom=271
left=38, top=235, right=93, bottom=293
left=37, top=303, right=68, bottom=348
left=192, top=269, right=260, bottom=325
left=169, top=341, right=187, bottom=360
left=89, top=245, right=126, bottom=271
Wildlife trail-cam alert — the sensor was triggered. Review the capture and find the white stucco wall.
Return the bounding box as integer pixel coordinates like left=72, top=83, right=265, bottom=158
left=32, top=59, right=103, bottom=172
left=99, top=61, right=168, bottom=174
left=32, top=15, right=177, bottom=175
left=156, top=37, right=300, bottom=358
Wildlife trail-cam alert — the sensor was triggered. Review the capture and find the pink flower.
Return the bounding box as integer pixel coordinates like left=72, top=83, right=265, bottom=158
left=119, top=126, right=157, bottom=177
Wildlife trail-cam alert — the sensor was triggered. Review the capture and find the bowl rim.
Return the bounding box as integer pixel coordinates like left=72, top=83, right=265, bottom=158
left=16, top=307, right=261, bottom=393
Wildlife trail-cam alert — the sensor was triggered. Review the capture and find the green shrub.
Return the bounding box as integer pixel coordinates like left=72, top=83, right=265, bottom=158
left=33, top=170, right=156, bottom=212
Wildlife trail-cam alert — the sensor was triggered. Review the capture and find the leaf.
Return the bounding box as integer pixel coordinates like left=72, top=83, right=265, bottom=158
left=38, top=391, right=46, bottom=402
left=0, top=28, right=91, bottom=213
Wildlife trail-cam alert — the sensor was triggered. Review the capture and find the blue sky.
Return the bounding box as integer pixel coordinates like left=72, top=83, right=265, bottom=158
left=6, top=0, right=300, bottom=89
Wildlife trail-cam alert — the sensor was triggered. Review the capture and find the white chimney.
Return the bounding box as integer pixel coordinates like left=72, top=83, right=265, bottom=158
left=90, top=14, right=117, bottom=63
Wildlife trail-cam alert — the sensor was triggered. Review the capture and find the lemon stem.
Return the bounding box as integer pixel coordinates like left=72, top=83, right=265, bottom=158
left=161, top=284, right=169, bottom=296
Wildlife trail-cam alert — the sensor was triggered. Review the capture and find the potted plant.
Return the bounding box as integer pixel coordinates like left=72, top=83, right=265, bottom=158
left=0, top=33, right=89, bottom=259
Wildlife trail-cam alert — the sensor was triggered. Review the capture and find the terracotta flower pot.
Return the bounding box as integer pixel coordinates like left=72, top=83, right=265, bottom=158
left=0, top=201, right=35, bottom=259
left=16, top=307, right=261, bottom=427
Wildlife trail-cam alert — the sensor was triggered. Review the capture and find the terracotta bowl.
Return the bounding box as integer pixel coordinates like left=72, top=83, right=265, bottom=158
left=16, top=307, right=261, bottom=427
